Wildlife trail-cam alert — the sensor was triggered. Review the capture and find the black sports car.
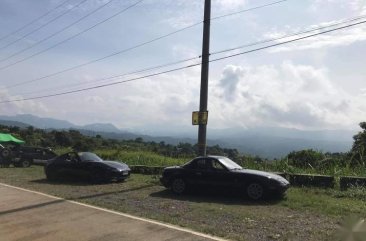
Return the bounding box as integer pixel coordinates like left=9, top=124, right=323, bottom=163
left=160, top=156, right=290, bottom=200
left=45, top=152, right=130, bottom=183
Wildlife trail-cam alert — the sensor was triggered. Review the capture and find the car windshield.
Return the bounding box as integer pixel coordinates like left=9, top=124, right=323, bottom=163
left=78, top=152, right=103, bottom=162
left=218, top=157, right=242, bottom=170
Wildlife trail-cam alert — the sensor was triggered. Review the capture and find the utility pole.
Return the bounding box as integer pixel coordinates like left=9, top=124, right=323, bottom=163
left=197, top=0, right=211, bottom=156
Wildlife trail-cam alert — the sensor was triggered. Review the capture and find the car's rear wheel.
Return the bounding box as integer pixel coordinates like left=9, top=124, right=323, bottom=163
left=20, top=159, right=32, bottom=168
left=171, top=178, right=186, bottom=194
left=246, top=182, right=265, bottom=200
left=1, top=148, right=11, bottom=158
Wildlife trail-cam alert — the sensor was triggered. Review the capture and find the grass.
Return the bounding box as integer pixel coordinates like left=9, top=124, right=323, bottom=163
left=0, top=166, right=365, bottom=241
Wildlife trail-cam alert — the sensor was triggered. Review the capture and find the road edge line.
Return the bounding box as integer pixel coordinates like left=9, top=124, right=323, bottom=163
left=0, top=182, right=228, bottom=241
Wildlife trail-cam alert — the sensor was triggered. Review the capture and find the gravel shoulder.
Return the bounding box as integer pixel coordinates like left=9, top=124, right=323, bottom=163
left=1, top=166, right=365, bottom=241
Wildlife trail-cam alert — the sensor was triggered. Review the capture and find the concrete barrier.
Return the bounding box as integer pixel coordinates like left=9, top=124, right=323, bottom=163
left=288, top=173, right=335, bottom=188
left=340, top=176, right=366, bottom=190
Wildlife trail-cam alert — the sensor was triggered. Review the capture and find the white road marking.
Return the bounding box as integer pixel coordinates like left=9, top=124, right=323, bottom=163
left=0, top=182, right=228, bottom=241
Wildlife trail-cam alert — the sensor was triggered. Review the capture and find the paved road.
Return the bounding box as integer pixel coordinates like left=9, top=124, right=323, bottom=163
left=0, top=184, right=225, bottom=241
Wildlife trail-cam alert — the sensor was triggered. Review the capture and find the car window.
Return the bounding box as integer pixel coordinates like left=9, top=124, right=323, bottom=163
left=78, top=152, right=103, bottom=162
left=62, top=152, right=79, bottom=163
left=212, top=159, right=226, bottom=171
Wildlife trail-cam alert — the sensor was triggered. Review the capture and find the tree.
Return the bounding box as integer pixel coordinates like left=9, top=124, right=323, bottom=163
left=350, top=122, right=366, bottom=164
left=54, top=131, right=72, bottom=147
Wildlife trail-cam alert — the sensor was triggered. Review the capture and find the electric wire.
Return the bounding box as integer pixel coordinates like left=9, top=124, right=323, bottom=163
left=0, top=0, right=71, bottom=42
left=1, top=0, right=293, bottom=86
left=16, top=13, right=365, bottom=97
left=4, top=21, right=202, bottom=87
left=17, top=56, right=201, bottom=96
left=0, top=0, right=117, bottom=63
left=1, top=19, right=365, bottom=104
left=211, top=14, right=366, bottom=55
left=0, top=63, right=202, bottom=103
left=210, top=19, right=366, bottom=63
left=212, top=0, right=290, bottom=20
left=0, top=0, right=89, bottom=51
left=6, top=13, right=366, bottom=91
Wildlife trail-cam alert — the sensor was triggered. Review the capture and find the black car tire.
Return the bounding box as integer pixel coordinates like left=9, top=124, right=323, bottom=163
left=246, top=182, right=265, bottom=200
left=171, top=178, right=186, bottom=195
left=1, top=148, right=11, bottom=159
left=20, top=159, right=32, bottom=168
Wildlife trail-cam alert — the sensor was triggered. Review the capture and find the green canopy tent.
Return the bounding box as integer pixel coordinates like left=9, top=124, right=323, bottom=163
left=0, top=133, right=24, bottom=144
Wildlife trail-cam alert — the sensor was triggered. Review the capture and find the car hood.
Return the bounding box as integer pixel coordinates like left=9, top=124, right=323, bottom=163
left=233, top=169, right=288, bottom=183
left=100, top=161, right=130, bottom=170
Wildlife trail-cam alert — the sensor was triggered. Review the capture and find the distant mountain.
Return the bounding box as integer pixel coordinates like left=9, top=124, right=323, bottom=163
left=215, top=135, right=351, bottom=159
left=0, top=114, right=123, bottom=133
left=0, top=114, right=77, bottom=129
left=0, top=114, right=356, bottom=158
left=82, top=123, right=121, bottom=133
left=0, top=119, right=30, bottom=129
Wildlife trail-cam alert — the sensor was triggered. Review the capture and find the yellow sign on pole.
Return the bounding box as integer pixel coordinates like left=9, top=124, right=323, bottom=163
left=192, top=111, right=208, bottom=125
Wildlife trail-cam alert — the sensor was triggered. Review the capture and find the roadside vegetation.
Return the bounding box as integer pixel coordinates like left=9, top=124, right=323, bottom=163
left=1, top=122, right=366, bottom=177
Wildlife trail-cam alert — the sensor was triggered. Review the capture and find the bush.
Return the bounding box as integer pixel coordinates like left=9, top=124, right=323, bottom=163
left=287, top=149, right=325, bottom=169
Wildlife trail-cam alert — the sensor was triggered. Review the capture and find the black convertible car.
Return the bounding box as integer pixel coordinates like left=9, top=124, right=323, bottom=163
left=45, top=152, right=130, bottom=183
left=160, top=156, right=290, bottom=200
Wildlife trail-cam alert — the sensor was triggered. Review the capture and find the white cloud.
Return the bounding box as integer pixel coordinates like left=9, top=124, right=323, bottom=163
left=208, top=62, right=366, bottom=130
left=0, top=87, right=49, bottom=116
left=219, top=65, right=245, bottom=102
left=213, top=0, right=247, bottom=10
left=309, top=0, right=365, bottom=14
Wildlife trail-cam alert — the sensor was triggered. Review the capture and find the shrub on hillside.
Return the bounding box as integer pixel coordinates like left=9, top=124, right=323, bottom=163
left=287, top=149, right=325, bottom=169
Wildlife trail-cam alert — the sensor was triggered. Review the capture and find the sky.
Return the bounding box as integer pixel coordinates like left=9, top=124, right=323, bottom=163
left=0, top=0, right=365, bottom=135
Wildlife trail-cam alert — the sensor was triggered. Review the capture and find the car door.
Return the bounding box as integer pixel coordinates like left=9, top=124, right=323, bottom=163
left=186, top=158, right=210, bottom=187
left=202, top=158, right=234, bottom=189
left=57, top=153, right=83, bottom=179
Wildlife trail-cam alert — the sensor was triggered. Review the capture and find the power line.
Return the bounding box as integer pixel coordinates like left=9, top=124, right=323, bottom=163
left=6, top=13, right=366, bottom=91
left=0, top=0, right=131, bottom=63
left=16, top=56, right=201, bottom=96
left=0, top=0, right=71, bottom=42
left=2, top=0, right=292, bottom=86
left=211, top=14, right=366, bottom=55
left=0, top=63, right=202, bottom=103
left=0, top=0, right=117, bottom=63
left=0, top=0, right=89, bottom=51
left=16, top=14, right=366, bottom=97
left=210, top=19, right=366, bottom=63
left=1, top=19, right=365, bottom=104
left=3, top=21, right=202, bottom=87
left=212, top=0, right=291, bottom=20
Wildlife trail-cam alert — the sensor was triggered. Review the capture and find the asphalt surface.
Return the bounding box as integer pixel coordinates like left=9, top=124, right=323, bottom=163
left=0, top=183, right=225, bottom=241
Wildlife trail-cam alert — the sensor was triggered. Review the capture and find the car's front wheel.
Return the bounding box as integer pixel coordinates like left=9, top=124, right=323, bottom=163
left=171, top=178, right=186, bottom=194
left=246, top=182, right=265, bottom=200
